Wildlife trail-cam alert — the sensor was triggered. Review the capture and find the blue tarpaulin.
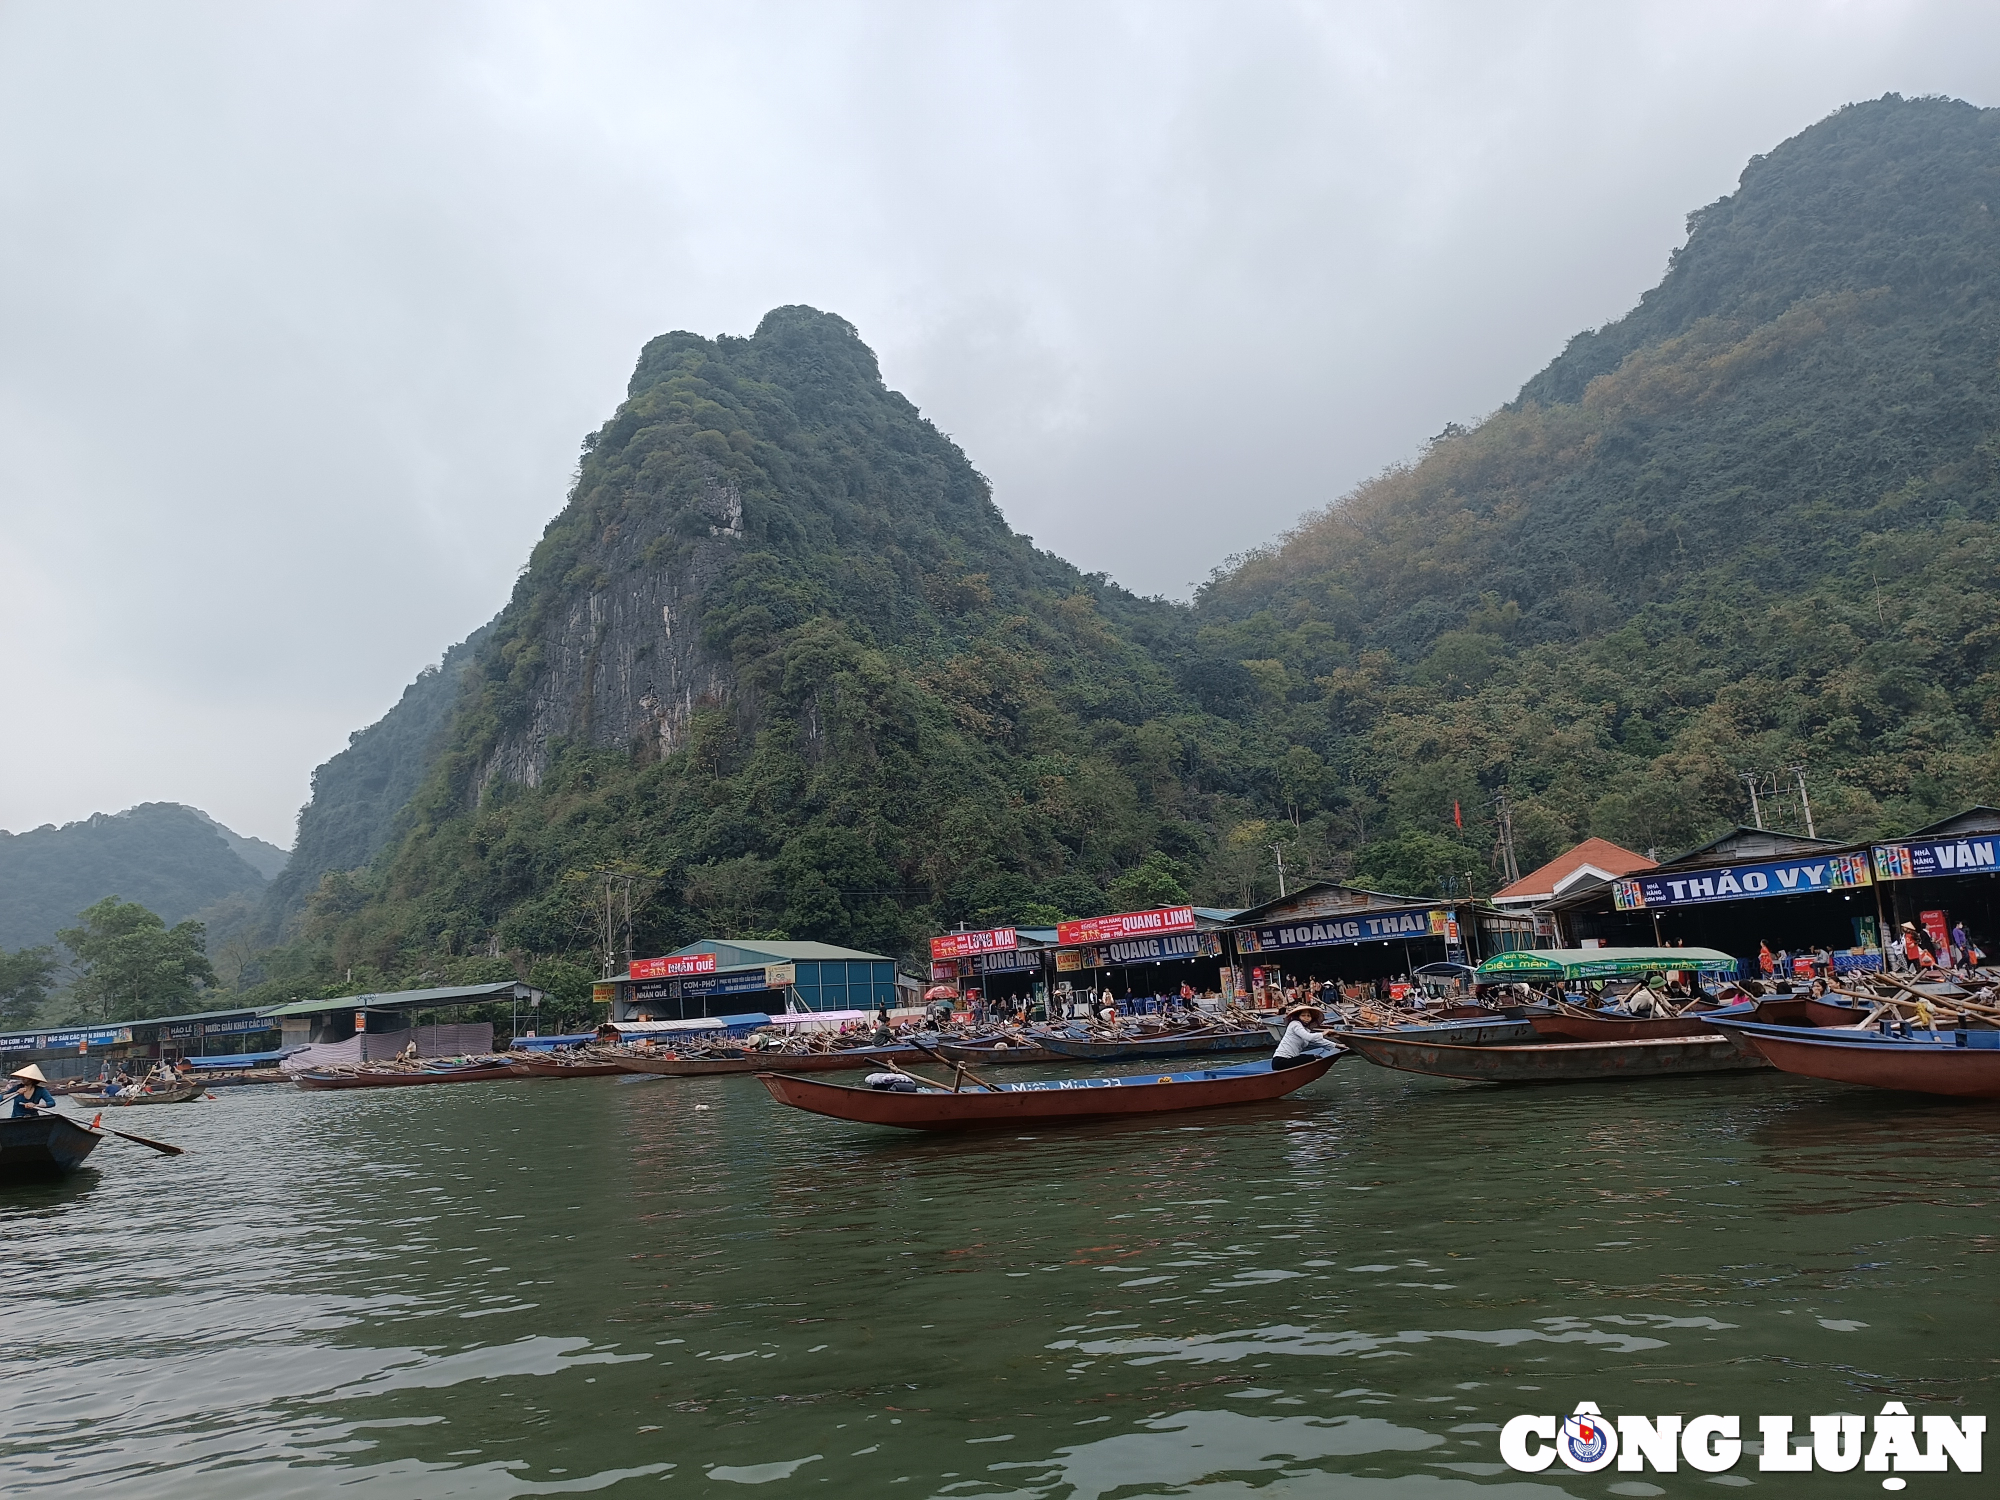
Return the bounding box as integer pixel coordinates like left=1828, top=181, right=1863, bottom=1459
left=184, top=1049, right=297, bottom=1068
left=511, top=1033, right=599, bottom=1051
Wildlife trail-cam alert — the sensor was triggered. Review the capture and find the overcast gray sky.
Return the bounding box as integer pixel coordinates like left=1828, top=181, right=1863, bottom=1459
left=5, top=1, right=1999, bottom=848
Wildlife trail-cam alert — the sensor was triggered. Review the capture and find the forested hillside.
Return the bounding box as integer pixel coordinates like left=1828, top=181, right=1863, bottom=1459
left=0, top=803, right=282, bottom=950
left=1194, top=93, right=2000, bottom=893
left=254, top=92, right=2000, bottom=998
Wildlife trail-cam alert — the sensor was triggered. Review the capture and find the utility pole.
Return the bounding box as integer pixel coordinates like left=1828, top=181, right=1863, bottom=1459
left=1739, top=772, right=1765, bottom=830
left=1270, top=843, right=1289, bottom=899
left=1490, top=790, right=1521, bottom=886
left=1791, top=765, right=1816, bottom=839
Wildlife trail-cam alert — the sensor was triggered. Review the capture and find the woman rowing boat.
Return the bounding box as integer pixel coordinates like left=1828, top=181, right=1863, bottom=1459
left=1271, top=1003, right=1335, bottom=1070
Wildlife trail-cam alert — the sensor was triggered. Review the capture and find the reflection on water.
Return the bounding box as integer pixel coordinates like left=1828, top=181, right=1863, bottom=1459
left=3, top=1062, right=1993, bottom=1495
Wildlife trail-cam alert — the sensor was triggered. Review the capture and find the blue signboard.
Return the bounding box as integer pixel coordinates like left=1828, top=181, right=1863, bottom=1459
left=669, top=971, right=778, bottom=999
left=1612, top=853, right=1872, bottom=911
left=976, top=948, right=1047, bottom=974
left=1084, top=932, right=1220, bottom=968
left=1236, top=909, right=1435, bottom=953
left=0, top=1025, right=132, bottom=1051
left=161, top=1016, right=274, bottom=1040
left=1874, top=838, right=2000, bottom=881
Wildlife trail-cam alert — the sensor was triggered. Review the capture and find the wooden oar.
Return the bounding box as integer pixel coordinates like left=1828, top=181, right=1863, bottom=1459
left=25, top=1105, right=185, bottom=1156
left=906, top=1038, right=1003, bottom=1092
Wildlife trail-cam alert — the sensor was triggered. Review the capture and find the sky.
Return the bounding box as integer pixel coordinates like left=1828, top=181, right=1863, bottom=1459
left=4, top=0, right=2000, bottom=848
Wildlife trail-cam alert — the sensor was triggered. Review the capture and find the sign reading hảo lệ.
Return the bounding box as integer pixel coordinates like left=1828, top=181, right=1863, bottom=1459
left=1612, top=854, right=1872, bottom=910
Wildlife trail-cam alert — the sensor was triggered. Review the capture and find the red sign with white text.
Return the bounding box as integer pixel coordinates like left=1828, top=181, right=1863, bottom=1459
left=629, top=953, right=718, bottom=980
left=929, top=927, right=1020, bottom=961
left=1057, top=906, right=1197, bottom=946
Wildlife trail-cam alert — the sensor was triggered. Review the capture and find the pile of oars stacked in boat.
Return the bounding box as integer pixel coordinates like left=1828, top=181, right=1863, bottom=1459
left=1815, top=972, right=2000, bottom=1030
left=620, top=1026, right=892, bottom=1062
left=298, top=1054, right=517, bottom=1078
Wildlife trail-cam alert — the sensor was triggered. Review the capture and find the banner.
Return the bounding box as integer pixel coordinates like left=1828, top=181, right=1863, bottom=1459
left=1057, top=906, right=1196, bottom=946
left=1054, top=950, right=1087, bottom=973
left=1236, top=908, right=1437, bottom=952
left=763, top=963, right=797, bottom=989
left=930, top=927, right=1018, bottom=960
left=630, top=953, right=717, bottom=979
left=671, top=970, right=779, bottom=999
left=159, top=1015, right=275, bottom=1041
left=1873, top=837, right=2000, bottom=881
left=0, top=1025, right=132, bottom=1050
left=1081, top=931, right=1221, bottom=968
left=975, top=947, right=1046, bottom=974
left=1611, top=853, right=1872, bottom=910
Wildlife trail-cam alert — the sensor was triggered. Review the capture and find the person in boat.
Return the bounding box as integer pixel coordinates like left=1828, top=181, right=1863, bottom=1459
left=3, top=1064, right=57, bottom=1117
left=399, top=1039, right=420, bottom=1063
left=1271, top=1004, right=1334, bottom=1070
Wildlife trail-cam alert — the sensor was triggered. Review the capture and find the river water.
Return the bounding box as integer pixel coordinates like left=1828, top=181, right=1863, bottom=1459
left=3, top=1060, right=1994, bottom=1498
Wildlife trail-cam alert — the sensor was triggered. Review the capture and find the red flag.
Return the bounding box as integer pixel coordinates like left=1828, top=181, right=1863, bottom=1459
left=1453, top=800, right=1463, bottom=829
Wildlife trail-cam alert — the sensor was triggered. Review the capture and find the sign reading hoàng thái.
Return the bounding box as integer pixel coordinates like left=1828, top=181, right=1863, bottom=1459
left=1612, top=853, right=1872, bottom=910
left=1236, top=908, right=1436, bottom=952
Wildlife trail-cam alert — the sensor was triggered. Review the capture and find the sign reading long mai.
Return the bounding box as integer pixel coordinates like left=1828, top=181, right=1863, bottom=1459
left=1056, top=906, right=1197, bottom=946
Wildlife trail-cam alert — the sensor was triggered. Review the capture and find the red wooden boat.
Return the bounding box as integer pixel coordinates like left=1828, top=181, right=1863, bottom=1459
left=757, top=1055, right=1339, bottom=1130
left=1710, top=1019, right=2000, bottom=1098
left=620, top=1045, right=916, bottom=1077
left=515, top=1055, right=634, bottom=1078
left=292, top=1060, right=528, bottom=1090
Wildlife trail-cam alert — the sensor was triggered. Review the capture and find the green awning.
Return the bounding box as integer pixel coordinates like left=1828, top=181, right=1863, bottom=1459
left=1476, top=946, right=1738, bottom=981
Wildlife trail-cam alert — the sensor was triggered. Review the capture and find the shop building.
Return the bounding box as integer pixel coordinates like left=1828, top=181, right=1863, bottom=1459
left=602, top=940, right=908, bottom=1023
left=1051, top=905, right=1242, bottom=1010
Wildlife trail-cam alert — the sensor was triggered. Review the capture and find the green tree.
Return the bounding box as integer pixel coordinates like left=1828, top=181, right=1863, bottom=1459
left=0, top=946, right=60, bottom=1028
left=1104, top=852, right=1192, bottom=912
left=56, top=897, right=217, bottom=1021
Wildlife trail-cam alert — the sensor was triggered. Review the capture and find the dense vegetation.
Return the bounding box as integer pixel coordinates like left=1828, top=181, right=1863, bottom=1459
left=181, top=94, right=2000, bottom=1010
left=0, top=803, right=282, bottom=952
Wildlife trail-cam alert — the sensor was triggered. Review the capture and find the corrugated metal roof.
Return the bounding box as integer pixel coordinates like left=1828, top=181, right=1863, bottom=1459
left=671, top=940, right=891, bottom=963
left=260, top=980, right=542, bottom=1018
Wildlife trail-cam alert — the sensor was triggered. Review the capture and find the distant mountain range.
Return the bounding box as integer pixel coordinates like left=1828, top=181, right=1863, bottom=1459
left=37, top=93, right=2000, bottom=1002
left=0, top=803, right=288, bottom=952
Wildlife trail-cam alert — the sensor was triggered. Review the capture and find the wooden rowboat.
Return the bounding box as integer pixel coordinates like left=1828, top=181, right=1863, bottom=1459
left=0, top=1113, right=104, bottom=1181
left=515, top=1055, right=635, bottom=1078
left=930, top=1036, right=1062, bottom=1064
left=758, top=1054, right=1341, bottom=1130
left=618, top=1045, right=917, bottom=1077
left=1335, top=1030, right=1768, bottom=1084
left=69, top=1084, right=207, bottom=1106
left=1034, top=1028, right=1273, bottom=1061
left=1710, top=1018, right=2000, bottom=1098
left=292, top=1060, right=528, bottom=1090
left=1529, top=1012, right=1725, bottom=1042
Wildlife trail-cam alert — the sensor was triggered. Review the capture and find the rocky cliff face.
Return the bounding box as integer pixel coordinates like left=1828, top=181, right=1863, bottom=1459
left=476, top=471, right=743, bottom=792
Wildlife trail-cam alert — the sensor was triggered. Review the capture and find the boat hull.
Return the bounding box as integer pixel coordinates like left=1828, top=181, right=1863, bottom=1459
left=1034, top=1030, right=1273, bottom=1061
left=1529, top=1014, right=1723, bottom=1042
left=619, top=1046, right=916, bottom=1077
left=292, top=1062, right=528, bottom=1089
left=515, top=1057, right=635, bottom=1078
left=0, top=1114, right=104, bottom=1181
left=758, top=1055, right=1340, bottom=1130
left=1717, top=1022, right=2000, bottom=1099
left=69, top=1084, right=207, bottom=1106
left=931, top=1038, right=1061, bottom=1064
left=1336, top=1031, right=1767, bottom=1084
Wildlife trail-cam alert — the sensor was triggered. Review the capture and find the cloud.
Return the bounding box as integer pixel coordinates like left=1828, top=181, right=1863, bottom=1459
left=2, top=0, right=1997, bottom=841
